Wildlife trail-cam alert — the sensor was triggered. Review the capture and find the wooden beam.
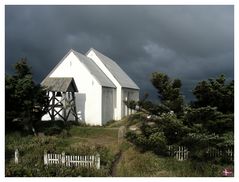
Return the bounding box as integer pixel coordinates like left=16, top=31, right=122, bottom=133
left=44, top=90, right=78, bottom=123
left=62, top=92, right=67, bottom=122
left=51, top=92, right=55, bottom=121
left=72, top=92, right=78, bottom=122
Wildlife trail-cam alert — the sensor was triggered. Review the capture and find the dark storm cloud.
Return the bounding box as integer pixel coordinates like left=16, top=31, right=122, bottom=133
left=5, top=5, right=234, bottom=101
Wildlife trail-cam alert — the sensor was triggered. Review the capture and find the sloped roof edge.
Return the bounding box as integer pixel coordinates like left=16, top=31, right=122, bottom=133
left=41, top=49, right=75, bottom=84
left=41, top=49, right=116, bottom=88
left=86, top=48, right=140, bottom=90
left=71, top=50, right=116, bottom=88
left=41, top=77, right=78, bottom=92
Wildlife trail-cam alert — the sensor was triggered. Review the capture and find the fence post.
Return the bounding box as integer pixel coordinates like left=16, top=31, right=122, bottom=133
left=95, top=153, right=100, bottom=169
left=44, top=150, right=48, bottom=165
left=62, top=151, right=65, bottom=166
left=118, top=126, right=126, bottom=144
left=15, top=149, right=19, bottom=164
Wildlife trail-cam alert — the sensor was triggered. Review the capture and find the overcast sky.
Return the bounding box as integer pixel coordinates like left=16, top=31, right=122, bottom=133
left=5, top=5, right=234, bottom=102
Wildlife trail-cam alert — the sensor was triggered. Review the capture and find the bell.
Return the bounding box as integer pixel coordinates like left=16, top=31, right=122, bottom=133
left=56, top=92, right=62, bottom=97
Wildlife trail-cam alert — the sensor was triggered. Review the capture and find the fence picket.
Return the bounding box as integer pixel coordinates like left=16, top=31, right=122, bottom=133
left=70, top=155, right=72, bottom=167
left=15, top=149, right=19, bottom=164
left=168, top=146, right=233, bottom=161
left=44, top=152, right=100, bottom=169
left=44, top=151, right=100, bottom=169
left=12, top=147, right=103, bottom=169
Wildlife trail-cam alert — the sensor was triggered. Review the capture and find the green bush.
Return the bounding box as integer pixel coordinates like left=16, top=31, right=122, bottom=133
left=6, top=163, right=108, bottom=177
left=44, top=126, right=62, bottom=135
left=126, top=131, right=167, bottom=155
left=34, top=120, right=74, bottom=135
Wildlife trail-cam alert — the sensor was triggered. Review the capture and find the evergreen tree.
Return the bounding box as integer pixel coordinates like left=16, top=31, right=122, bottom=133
left=126, top=72, right=234, bottom=162
left=192, top=75, right=234, bottom=113
left=5, top=58, right=48, bottom=133
left=151, top=72, right=184, bottom=117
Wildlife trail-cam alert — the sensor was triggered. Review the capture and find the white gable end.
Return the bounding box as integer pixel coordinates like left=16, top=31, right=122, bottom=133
left=49, top=52, right=100, bottom=90
left=86, top=48, right=140, bottom=120
left=43, top=51, right=103, bottom=125
left=86, top=50, right=122, bottom=120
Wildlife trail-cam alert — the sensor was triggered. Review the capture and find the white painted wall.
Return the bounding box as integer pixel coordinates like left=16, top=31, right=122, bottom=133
left=42, top=52, right=102, bottom=125
left=122, top=88, right=139, bottom=117
left=86, top=51, right=123, bottom=120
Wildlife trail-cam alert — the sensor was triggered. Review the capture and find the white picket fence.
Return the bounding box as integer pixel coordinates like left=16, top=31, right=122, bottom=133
left=207, top=147, right=234, bottom=161
left=43, top=151, right=100, bottom=169
left=168, top=146, right=189, bottom=161
left=168, top=146, right=234, bottom=161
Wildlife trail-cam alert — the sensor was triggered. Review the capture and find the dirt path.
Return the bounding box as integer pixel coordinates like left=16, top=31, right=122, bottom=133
left=111, top=150, right=123, bottom=177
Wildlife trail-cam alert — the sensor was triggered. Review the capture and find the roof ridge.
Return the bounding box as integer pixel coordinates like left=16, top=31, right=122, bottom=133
left=87, top=48, right=139, bottom=90
left=72, top=49, right=116, bottom=88
left=85, top=47, right=95, bottom=56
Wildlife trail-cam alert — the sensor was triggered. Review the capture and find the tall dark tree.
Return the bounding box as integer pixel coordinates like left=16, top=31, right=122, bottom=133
left=5, top=58, right=48, bottom=133
left=151, top=72, right=184, bottom=117
left=192, top=75, right=234, bottom=113
left=183, top=75, right=234, bottom=160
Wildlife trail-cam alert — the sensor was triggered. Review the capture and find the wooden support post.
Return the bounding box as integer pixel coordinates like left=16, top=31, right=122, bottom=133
left=15, top=149, right=19, bottom=164
left=95, top=153, right=100, bottom=169
left=45, top=89, right=78, bottom=123
left=72, top=92, right=78, bottom=122
left=51, top=92, right=55, bottom=121
left=62, top=92, right=67, bottom=122
left=62, top=151, right=65, bottom=166
left=44, top=150, right=48, bottom=165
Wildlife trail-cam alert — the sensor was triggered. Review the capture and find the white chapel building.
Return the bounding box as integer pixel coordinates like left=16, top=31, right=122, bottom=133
left=41, top=48, right=139, bottom=125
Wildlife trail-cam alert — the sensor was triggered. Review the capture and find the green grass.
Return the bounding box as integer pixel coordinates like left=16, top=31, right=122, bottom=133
left=65, top=126, right=119, bottom=154
left=105, top=118, right=129, bottom=128
left=116, top=141, right=233, bottom=177
left=5, top=116, right=234, bottom=177
left=69, top=126, right=118, bottom=138
left=106, top=113, right=143, bottom=128
left=5, top=125, right=120, bottom=177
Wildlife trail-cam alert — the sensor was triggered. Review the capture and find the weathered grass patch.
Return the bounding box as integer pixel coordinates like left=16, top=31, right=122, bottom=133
left=66, top=126, right=119, bottom=154
left=69, top=126, right=118, bottom=138
left=116, top=142, right=232, bottom=177
left=116, top=145, right=171, bottom=177
left=6, top=120, right=232, bottom=177
left=5, top=126, right=119, bottom=177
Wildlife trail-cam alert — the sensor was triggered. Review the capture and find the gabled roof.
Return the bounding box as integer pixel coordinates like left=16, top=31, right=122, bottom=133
left=87, top=48, right=139, bottom=90
left=41, top=49, right=116, bottom=88
left=71, top=50, right=116, bottom=88
left=41, top=77, right=78, bottom=92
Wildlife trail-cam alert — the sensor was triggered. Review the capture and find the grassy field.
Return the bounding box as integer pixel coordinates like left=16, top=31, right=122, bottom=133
left=5, top=118, right=233, bottom=177
left=116, top=142, right=230, bottom=177
left=64, top=126, right=119, bottom=154
left=5, top=125, right=119, bottom=177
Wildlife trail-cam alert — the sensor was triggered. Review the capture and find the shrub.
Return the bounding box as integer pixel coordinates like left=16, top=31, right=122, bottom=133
left=44, top=126, right=62, bottom=135
left=34, top=120, right=69, bottom=135
left=126, top=131, right=167, bottom=155
left=5, top=163, right=108, bottom=177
